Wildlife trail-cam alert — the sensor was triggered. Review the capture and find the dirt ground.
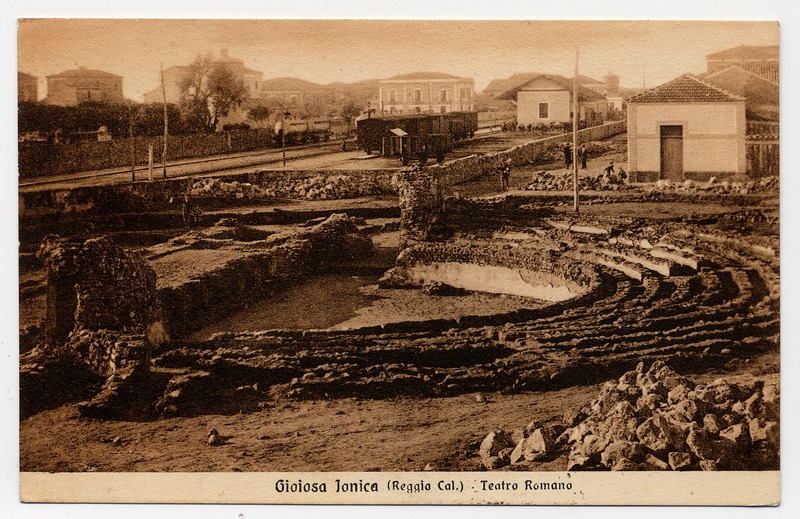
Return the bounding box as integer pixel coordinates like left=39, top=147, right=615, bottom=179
left=19, top=134, right=781, bottom=473
left=20, top=349, right=778, bottom=473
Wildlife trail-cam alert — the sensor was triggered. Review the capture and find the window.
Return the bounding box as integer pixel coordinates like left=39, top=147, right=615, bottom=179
left=460, top=87, right=466, bottom=98
left=389, top=89, right=397, bottom=104
left=440, top=89, right=448, bottom=102
left=538, top=102, right=549, bottom=119
left=414, top=89, right=422, bottom=103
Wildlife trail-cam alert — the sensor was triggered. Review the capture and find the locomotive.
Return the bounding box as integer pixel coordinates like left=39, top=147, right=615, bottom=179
left=356, top=111, right=478, bottom=164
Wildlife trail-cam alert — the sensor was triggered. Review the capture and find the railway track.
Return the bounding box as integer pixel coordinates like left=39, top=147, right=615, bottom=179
left=18, top=139, right=355, bottom=191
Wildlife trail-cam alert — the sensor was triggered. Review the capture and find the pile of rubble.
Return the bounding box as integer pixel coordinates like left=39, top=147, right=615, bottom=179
left=647, top=176, right=779, bottom=195
left=479, top=362, right=779, bottom=471
left=189, top=174, right=393, bottom=201
left=523, top=169, right=628, bottom=192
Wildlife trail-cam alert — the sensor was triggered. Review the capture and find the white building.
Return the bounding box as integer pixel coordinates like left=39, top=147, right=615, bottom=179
left=627, top=74, right=746, bottom=182
left=379, top=72, right=474, bottom=115
left=496, top=74, right=607, bottom=127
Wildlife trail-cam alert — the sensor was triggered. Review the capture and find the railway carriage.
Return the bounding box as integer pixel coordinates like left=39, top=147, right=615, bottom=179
left=356, top=112, right=478, bottom=164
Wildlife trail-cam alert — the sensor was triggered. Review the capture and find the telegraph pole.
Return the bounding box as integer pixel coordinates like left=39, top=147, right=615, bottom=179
left=282, top=112, right=288, bottom=168
left=573, top=46, right=580, bottom=213
left=128, top=102, right=136, bottom=182
left=160, top=63, right=168, bottom=180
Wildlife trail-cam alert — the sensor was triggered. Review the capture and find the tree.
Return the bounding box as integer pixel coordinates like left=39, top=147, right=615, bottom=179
left=339, top=98, right=363, bottom=136
left=247, top=105, right=272, bottom=129
left=207, top=65, right=248, bottom=128
left=178, top=54, right=247, bottom=133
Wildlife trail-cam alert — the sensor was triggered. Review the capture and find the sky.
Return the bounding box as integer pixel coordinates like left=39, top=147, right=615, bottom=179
left=17, top=19, right=779, bottom=103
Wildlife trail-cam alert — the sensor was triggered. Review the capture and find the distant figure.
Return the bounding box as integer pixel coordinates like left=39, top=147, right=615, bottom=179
left=564, top=143, right=573, bottom=170
left=499, top=159, right=511, bottom=191
left=342, top=138, right=347, bottom=151
left=182, top=193, right=194, bottom=229
left=580, top=144, right=588, bottom=169
left=604, top=159, right=615, bottom=175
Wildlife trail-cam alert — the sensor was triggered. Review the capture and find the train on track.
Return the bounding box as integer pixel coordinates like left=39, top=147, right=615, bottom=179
left=274, top=118, right=349, bottom=146
left=356, top=111, right=478, bottom=164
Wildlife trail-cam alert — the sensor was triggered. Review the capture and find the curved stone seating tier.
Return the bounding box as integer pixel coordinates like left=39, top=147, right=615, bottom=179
left=142, top=218, right=779, bottom=412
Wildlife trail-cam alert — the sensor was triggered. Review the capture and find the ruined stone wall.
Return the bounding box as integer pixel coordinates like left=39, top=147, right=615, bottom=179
left=394, top=167, right=444, bottom=247
left=156, top=214, right=375, bottom=337
left=36, top=235, right=163, bottom=374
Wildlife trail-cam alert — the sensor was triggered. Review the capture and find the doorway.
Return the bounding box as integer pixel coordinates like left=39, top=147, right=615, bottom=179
left=660, top=125, right=683, bottom=180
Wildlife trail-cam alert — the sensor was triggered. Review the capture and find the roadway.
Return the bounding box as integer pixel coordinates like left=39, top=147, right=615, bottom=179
left=18, top=139, right=386, bottom=193
left=19, top=128, right=509, bottom=194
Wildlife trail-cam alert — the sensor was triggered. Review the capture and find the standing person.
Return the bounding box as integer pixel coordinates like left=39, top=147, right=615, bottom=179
left=580, top=144, right=588, bottom=170
left=499, top=159, right=511, bottom=191
left=604, top=159, right=615, bottom=175
left=182, top=192, right=194, bottom=229
left=564, top=142, right=572, bottom=170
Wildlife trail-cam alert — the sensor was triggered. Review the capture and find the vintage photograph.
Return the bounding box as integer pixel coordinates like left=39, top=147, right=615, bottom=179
left=16, top=18, right=780, bottom=505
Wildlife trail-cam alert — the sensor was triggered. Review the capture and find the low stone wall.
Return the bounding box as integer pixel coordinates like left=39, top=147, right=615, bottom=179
left=394, top=121, right=626, bottom=243
left=19, top=168, right=397, bottom=218
left=189, top=171, right=395, bottom=202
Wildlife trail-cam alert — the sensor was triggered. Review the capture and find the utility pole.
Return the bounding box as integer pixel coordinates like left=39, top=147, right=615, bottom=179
left=160, top=63, right=168, bottom=180
left=573, top=46, right=580, bottom=213
left=128, top=102, right=136, bottom=182
left=282, top=111, right=289, bottom=168
left=281, top=112, right=286, bottom=169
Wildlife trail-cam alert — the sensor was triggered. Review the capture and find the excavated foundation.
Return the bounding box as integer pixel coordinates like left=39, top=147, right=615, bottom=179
left=20, top=186, right=780, bottom=420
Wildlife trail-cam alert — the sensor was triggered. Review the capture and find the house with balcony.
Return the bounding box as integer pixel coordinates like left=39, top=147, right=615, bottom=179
left=379, top=72, right=474, bottom=115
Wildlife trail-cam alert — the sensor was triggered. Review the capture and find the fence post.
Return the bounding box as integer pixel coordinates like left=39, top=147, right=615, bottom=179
left=148, top=144, right=154, bottom=181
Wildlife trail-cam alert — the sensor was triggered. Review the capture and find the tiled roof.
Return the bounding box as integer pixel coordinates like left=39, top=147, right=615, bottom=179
left=260, top=77, right=328, bottom=91
left=706, top=45, right=779, bottom=61
left=627, top=74, right=744, bottom=103
left=387, top=72, right=465, bottom=81
left=47, top=67, right=121, bottom=79
left=703, top=66, right=779, bottom=105
left=483, top=72, right=541, bottom=97
left=496, top=74, right=606, bottom=102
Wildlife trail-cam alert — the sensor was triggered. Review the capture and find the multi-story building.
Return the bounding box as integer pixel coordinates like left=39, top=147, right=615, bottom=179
left=143, top=49, right=263, bottom=104
left=18, top=71, right=38, bottom=103
left=43, top=67, right=124, bottom=106
left=143, top=65, right=191, bottom=104
left=379, top=72, right=474, bottom=115
left=259, top=77, right=335, bottom=111
left=706, top=45, right=779, bottom=83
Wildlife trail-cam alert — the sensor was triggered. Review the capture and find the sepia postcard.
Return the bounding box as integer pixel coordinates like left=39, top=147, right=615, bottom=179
left=14, top=15, right=782, bottom=508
